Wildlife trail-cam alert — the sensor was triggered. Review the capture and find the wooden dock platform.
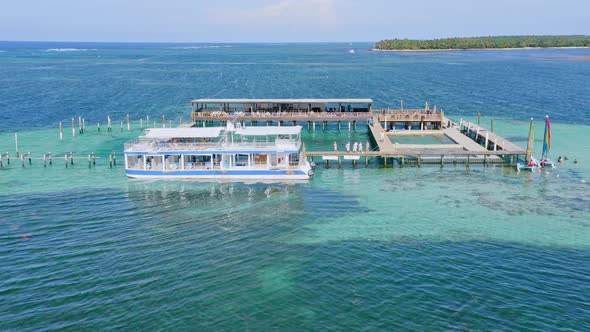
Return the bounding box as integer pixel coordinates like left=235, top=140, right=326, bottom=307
left=305, top=115, right=525, bottom=167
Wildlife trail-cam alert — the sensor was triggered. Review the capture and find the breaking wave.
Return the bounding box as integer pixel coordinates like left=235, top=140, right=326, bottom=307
left=44, top=48, right=98, bottom=52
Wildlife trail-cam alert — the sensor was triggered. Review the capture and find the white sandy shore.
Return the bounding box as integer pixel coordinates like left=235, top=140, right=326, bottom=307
left=370, top=46, right=590, bottom=52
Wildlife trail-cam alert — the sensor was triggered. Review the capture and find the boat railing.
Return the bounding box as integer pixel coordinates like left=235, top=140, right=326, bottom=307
left=124, top=140, right=300, bottom=152
left=192, top=110, right=372, bottom=119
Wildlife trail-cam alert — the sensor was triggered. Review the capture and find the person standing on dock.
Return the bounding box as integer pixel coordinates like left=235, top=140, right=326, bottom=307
left=366, top=141, right=370, bottom=152
left=345, top=142, right=350, bottom=152
left=333, top=141, right=338, bottom=151
left=358, top=142, right=363, bottom=153
left=353, top=142, right=358, bottom=152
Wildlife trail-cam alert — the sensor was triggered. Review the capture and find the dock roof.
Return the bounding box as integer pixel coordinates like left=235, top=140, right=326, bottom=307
left=235, top=126, right=302, bottom=136
left=191, top=98, right=373, bottom=104
left=143, top=127, right=223, bottom=139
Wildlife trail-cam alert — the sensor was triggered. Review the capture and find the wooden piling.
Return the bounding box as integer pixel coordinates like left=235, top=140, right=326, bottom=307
left=14, top=132, right=19, bottom=157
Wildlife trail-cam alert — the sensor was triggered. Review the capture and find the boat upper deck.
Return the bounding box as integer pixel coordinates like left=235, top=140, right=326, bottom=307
left=124, top=126, right=303, bottom=154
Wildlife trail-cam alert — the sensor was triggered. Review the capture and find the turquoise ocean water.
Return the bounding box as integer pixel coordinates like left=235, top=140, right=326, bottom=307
left=1, top=42, right=589, bottom=330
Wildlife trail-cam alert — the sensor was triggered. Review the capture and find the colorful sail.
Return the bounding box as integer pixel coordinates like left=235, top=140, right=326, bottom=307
left=541, top=116, right=551, bottom=159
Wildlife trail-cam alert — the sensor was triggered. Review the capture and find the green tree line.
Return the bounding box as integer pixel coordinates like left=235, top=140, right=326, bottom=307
left=375, top=35, right=590, bottom=50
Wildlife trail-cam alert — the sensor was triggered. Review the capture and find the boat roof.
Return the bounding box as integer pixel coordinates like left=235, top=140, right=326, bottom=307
left=191, top=98, right=373, bottom=104
left=235, top=126, right=302, bottom=136
left=143, top=127, right=223, bottom=139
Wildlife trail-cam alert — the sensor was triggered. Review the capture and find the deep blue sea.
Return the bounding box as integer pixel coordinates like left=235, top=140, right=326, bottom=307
left=1, top=42, right=589, bottom=331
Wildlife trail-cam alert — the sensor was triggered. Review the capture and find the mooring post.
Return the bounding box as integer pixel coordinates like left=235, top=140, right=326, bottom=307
left=14, top=132, right=19, bottom=157
left=71, top=152, right=74, bottom=165
left=82, top=118, right=85, bottom=134
left=140, top=118, right=143, bottom=128
left=43, top=154, right=47, bottom=167
left=88, top=154, right=92, bottom=168
left=49, top=153, right=52, bottom=165
left=92, top=153, right=96, bottom=165
left=59, top=122, right=63, bottom=141
left=365, top=155, right=369, bottom=167
left=466, top=155, right=470, bottom=167
left=440, top=155, right=444, bottom=166
left=491, top=118, right=495, bottom=133
left=348, top=121, right=351, bottom=131
left=72, top=118, right=76, bottom=137
left=97, top=122, right=101, bottom=132
left=338, top=156, right=342, bottom=168
left=484, top=132, right=489, bottom=150
left=120, top=121, right=123, bottom=132
left=112, top=153, right=116, bottom=166
left=162, top=115, right=166, bottom=128
left=109, top=154, right=113, bottom=168
left=127, top=114, right=131, bottom=131
left=78, top=116, right=82, bottom=134
left=417, top=154, right=421, bottom=167
left=477, top=112, right=481, bottom=126
left=107, top=115, right=112, bottom=132
left=312, top=121, right=316, bottom=131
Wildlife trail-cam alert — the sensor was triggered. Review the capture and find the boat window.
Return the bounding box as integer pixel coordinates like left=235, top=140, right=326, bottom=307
left=165, top=155, right=181, bottom=170
left=146, top=156, right=163, bottom=170
left=253, top=154, right=267, bottom=167
left=184, top=155, right=212, bottom=169
left=126, top=155, right=144, bottom=170
left=235, top=154, right=249, bottom=167
left=289, top=153, right=299, bottom=166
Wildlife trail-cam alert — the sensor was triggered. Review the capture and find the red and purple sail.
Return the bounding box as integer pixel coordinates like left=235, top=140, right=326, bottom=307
left=541, top=116, right=551, bottom=160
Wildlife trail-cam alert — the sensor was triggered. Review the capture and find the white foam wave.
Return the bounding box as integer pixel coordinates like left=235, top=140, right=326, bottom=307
left=173, top=45, right=234, bottom=50
left=44, top=48, right=97, bottom=52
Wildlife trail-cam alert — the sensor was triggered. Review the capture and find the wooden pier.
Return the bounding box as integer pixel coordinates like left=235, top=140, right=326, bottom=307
left=305, top=115, right=525, bottom=167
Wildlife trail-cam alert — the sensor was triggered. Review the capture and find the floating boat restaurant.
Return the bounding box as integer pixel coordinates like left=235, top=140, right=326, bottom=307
left=123, top=123, right=313, bottom=180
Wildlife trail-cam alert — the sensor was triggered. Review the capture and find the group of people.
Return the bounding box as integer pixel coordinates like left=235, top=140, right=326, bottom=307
left=557, top=156, right=577, bottom=164
left=333, top=141, right=370, bottom=153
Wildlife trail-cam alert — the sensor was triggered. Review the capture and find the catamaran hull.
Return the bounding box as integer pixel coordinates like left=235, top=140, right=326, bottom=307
left=125, top=169, right=312, bottom=180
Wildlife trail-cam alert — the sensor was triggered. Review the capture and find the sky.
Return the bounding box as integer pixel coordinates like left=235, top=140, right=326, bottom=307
left=0, top=0, right=588, bottom=42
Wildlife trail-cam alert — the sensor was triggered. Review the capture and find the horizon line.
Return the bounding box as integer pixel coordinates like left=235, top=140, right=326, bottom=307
left=1, top=34, right=589, bottom=45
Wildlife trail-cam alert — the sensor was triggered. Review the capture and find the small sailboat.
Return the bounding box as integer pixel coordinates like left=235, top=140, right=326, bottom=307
left=539, top=115, right=556, bottom=169
left=517, top=118, right=536, bottom=172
